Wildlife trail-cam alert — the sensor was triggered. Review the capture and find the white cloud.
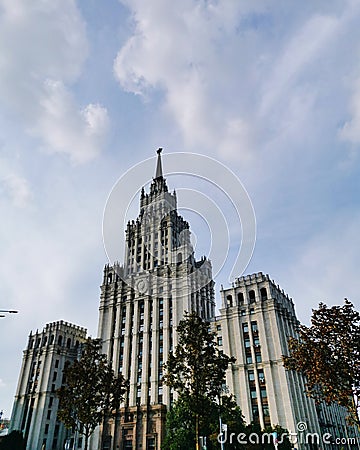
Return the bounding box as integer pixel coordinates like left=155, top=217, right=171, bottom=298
left=0, top=173, right=32, bottom=208
left=339, top=77, right=360, bottom=144
left=259, top=13, right=339, bottom=116
left=31, top=80, right=109, bottom=164
left=114, top=0, right=360, bottom=163
left=284, top=212, right=360, bottom=324
left=114, top=0, right=257, bottom=158
left=0, top=0, right=109, bottom=163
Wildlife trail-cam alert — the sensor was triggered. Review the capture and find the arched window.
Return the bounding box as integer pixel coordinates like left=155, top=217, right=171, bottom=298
left=260, top=287, right=268, bottom=301
left=249, top=290, right=256, bottom=304
left=42, top=336, right=47, bottom=346
left=49, top=335, right=54, bottom=345
left=237, top=292, right=244, bottom=305
left=58, top=335, right=63, bottom=346
left=177, top=253, right=182, bottom=264
left=226, top=294, right=233, bottom=307
left=107, top=273, right=113, bottom=284
left=66, top=338, right=71, bottom=349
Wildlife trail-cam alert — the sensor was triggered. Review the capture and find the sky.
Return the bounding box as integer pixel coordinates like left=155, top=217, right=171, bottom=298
left=1, top=0, right=360, bottom=417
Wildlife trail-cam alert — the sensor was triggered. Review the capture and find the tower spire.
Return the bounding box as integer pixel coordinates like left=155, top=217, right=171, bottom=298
left=155, top=147, right=163, bottom=179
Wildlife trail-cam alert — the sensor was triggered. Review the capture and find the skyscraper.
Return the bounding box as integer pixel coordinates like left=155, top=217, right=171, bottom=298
left=97, top=149, right=215, bottom=449
left=10, top=321, right=87, bottom=449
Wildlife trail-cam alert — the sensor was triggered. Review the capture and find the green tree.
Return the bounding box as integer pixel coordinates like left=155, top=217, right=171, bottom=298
left=244, top=423, right=292, bottom=450
left=57, top=338, right=128, bottom=450
left=283, top=299, right=360, bottom=427
left=163, top=312, right=236, bottom=449
left=0, top=430, right=26, bottom=450
left=162, top=393, right=246, bottom=450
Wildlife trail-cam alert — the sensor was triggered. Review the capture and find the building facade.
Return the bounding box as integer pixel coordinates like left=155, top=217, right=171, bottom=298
left=214, top=273, right=320, bottom=435
left=213, top=272, right=359, bottom=448
left=97, top=149, right=215, bottom=449
left=10, top=321, right=87, bottom=450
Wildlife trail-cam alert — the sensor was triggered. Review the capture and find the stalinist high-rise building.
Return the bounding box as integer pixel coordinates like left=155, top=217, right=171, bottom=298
left=97, top=149, right=216, bottom=449
left=10, top=149, right=359, bottom=450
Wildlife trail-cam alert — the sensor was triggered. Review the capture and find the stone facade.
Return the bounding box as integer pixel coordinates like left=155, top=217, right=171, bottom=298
left=213, top=272, right=359, bottom=449
left=214, top=273, right=320, bottom=434
left=10, top=321, right=87, bottom=449
left=97, top=150, right=215, bottom=449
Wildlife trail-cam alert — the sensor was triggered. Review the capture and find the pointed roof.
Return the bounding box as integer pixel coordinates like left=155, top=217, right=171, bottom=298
left=155, top=147, right=163, bottom=179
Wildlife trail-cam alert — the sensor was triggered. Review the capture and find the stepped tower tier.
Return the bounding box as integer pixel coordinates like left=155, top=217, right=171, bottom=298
left=97, top=149, right=215, bottom=450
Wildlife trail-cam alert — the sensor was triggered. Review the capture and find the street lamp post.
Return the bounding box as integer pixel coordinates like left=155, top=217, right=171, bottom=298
left=0, top=309, right=18, bottom=318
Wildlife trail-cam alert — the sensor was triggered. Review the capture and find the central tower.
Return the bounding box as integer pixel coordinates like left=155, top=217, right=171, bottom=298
left=97, top=149, right=215, bottom=449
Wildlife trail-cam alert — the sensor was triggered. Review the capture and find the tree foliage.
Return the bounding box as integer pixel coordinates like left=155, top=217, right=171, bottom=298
left=0, top=430, right=26, bottom=450
left=283, top=299, right=360, bottom=426
left=162, top=394, right=246, bottom=450
left=163, top=312, right=235, bottom=407
left=163, top=311, right=236, bottom=448
left=57, top=338, right=128, bottom=450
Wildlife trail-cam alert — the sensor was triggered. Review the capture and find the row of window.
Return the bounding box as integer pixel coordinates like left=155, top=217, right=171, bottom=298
left=226, top=287, right=268, bottom=307
left=29, top=335, right=79, bottom=349
left=248, top=369, right=270, bottom=426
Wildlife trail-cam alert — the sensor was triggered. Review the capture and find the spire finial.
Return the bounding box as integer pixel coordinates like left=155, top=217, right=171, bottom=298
left=155, top=147, right=163, bottom=179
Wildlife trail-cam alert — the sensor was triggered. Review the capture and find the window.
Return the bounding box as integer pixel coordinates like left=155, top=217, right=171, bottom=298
left=45, top=424, right=49, bottom=434
left=255, top=354, right=262, bottom=363
left=49, top=397, right=53, bottom=408
left=242, top=323, right=249, bottom=334
left=258, top=370, right=265, bottom=384
left=244, top=339, right=251, bottom=348
left=55, top=359, right=59, bottom=369
left=248, top=371, right=255, bottom=381
left=246, top=355, right=253, bottom=364
left=260, top=287, right=268, bottom=301
left=249, top=290, right=256, bottom=303
left=47, top=410, right=51, bottom=420
left=238, top=292, right=244, bottom=305
left=226, top=294, right=233, bottom=307
left=251, top=322, right=258, bottom=333
left=217, top=337, right=223, bottom=346
left=250, top=390, right=257, bottom=398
